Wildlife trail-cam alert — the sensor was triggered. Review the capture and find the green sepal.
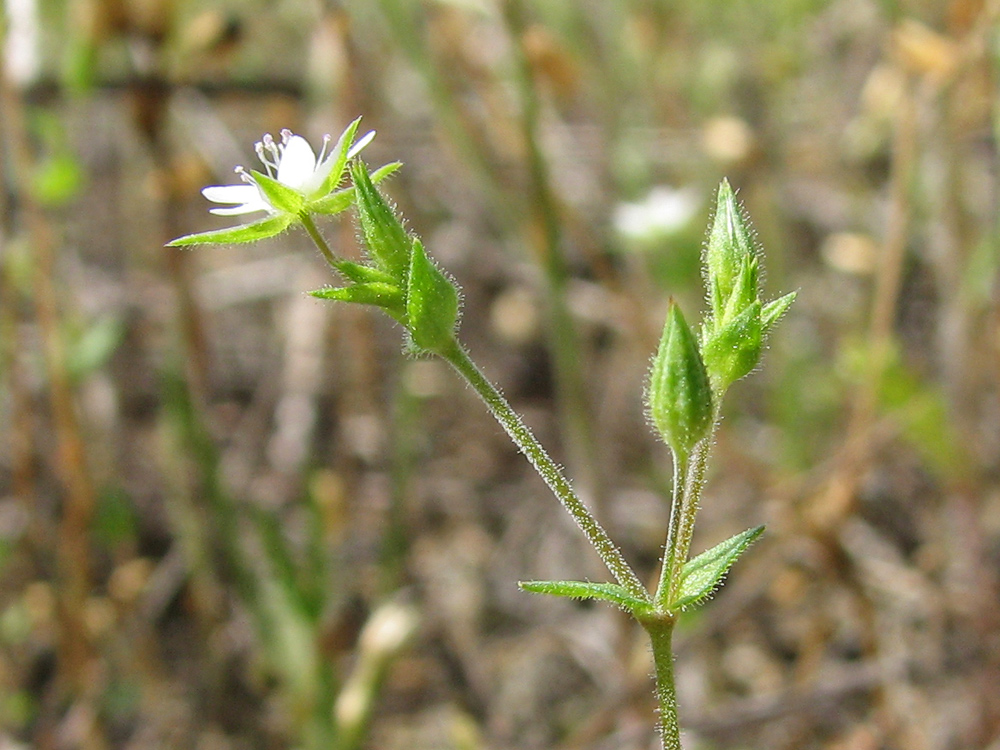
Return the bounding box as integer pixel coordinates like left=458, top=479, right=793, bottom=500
left=307, top=188, right=355, bottom=216
left=519, top=580, right=651, bottom=615
left=406, top=239, right=460, bottom=354
left=719, top=253, right=759, bottom=328
left=647, top=303, right=714, bottom=458
left=248, top=170, right=305, bottom=215
left=671, top=525, right=764, bottom=611
left=351, top=161, right=411, bottom=282
left=310, top=282, right=406, bottom=322
left=702, top=299, right=762, bottom=392
left=167, top=213, right=295, bottom=246
left=762, top=290, right=797, bottom=334
left=705, top=179, right=756, bottom=321
left=309, top=162, right=401, bottom=215
left=332, top=260, right=398, bottom=286
left=316, top=116, right=362, bottom=198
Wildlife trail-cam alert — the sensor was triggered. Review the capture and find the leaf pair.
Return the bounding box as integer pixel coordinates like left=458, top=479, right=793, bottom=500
left=520, top=525, right=764, bottom=616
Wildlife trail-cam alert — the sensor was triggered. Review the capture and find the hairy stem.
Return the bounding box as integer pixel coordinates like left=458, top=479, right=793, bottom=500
left=643, top=616, right=682, bottom=750
left=441, top=340, right=647, bottom=601
left=302, top=213, right=343, bottom=271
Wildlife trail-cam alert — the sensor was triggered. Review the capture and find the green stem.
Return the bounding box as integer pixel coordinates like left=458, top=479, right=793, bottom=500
left=654, top=450, right=688, bottom=610
left=301, top=213, right=343, bottom=271
left=643, top=616, right=682, bottom=750
left=668, top=439, right=711, bottom=605
left=441, top=339, right=648, bottom=602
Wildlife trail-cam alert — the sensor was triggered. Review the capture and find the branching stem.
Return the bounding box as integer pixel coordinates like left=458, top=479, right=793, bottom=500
left=441, top=340, right=648, bottom=602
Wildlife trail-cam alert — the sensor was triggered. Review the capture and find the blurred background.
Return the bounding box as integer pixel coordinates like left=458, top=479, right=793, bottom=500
left=2, top=0, right=999, bottom=749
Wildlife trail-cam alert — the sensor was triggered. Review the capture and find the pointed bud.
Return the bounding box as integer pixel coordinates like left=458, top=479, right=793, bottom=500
left=351, top=161, right=411, bottom=282
left=705, top=179, right=757, bottom=321
left=406, top=239, right=461, bottom=354
left=647, top=303, right=714, bottom=457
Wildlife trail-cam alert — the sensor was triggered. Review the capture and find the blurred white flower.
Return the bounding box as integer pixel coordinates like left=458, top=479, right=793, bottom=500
left=613, top=186, right=699, bottom=242
left=202, top=128, right=375, bottom=216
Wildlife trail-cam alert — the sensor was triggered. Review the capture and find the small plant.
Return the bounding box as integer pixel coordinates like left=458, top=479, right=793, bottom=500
left=171, top=119, right=795, bottom=750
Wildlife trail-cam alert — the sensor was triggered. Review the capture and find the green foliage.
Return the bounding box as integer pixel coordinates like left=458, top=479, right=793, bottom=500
left=168, top=213, right=295, bottom=247
left=519, top=580, right=652, bottom=615
left=671, top=526, right=765, bottom=611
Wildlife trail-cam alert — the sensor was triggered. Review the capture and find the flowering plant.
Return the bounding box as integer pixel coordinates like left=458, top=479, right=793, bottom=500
left=170, top=120, right=794, bottom=750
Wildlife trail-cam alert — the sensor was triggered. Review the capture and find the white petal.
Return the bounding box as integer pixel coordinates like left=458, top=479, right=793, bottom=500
left=347, top=130, right=376, bottom=159
left=209, top=202, right=269, bottom=216
left=276, top=135, right=317, bottom=191
left=202, top=184, right=262, bottom=205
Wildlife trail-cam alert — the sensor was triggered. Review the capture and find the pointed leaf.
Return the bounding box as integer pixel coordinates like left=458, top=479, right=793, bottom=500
left=671, top=525, right=764, bottom=611
left=332, top=260, right=398, bottom=286
left=310, top=282, right=405, bottom=322
left=167, top=213, right=295, bottom=246
left=762, top=290, right=797, bottom=334
left=519, top=580, right=651, bottom=614
left=248, top=170, right=305, bottom=215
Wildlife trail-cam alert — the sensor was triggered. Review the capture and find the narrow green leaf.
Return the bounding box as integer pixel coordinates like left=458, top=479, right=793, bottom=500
left=332, top=260, right=397, bottom=286
left=310, top=282, right=406, bottom=322
left=519, top=580, right=651, bottom=614
left=671, top=525, right=764, bottom=611
left=406, top=239, right=461, bottom=354
left=762, top=290, right=797, bottom=334
left=167, top=213, right=295, bottom=246
left=248, top=170, right=305, bottom=214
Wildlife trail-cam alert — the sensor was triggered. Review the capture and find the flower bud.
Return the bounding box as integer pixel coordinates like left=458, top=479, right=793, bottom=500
left=406, top=239, right=461, bottom=354
left=705, top=179, right=757, bottom=321
left=647, top=303, right=714, bottom=457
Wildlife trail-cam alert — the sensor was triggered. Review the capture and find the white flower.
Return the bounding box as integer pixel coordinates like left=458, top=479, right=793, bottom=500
left=613, top=186, right=699, bottom=241
left=202, top=127, right=375, bottom=216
